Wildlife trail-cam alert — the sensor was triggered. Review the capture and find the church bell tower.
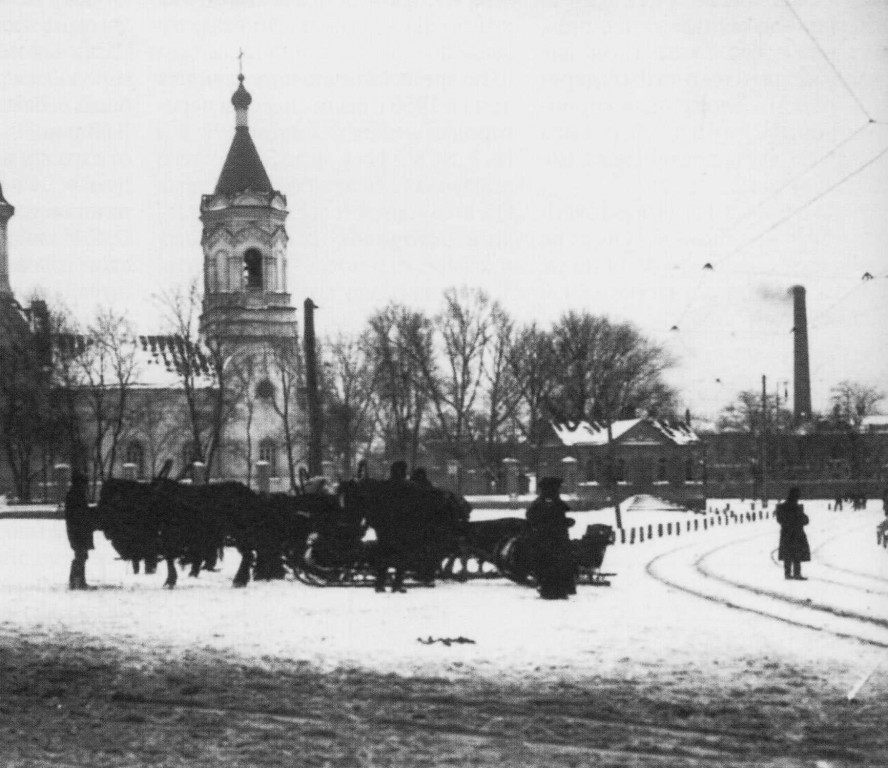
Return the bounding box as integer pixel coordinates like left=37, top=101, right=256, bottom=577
left=199, top=74, right=298, bottom=347
left=0, top=180, right=14, bottom=298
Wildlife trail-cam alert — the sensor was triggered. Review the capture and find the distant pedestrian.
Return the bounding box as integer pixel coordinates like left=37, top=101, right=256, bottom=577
left=65, top=472, right=94, bottom=590
left=526, top=477, right=575, bottom=599
left=776, top=487, right=810, bottom=580
left=878, top=490, right=888, bottom=547
left=834, top=494, right=843, bottom=511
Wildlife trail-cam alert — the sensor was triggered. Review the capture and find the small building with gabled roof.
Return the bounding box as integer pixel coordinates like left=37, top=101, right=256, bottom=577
left=542, top=418, right=705, bottom=510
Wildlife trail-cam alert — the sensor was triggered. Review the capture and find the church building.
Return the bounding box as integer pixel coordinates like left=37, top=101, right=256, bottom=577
left=0, top=75, right=308, bottom=501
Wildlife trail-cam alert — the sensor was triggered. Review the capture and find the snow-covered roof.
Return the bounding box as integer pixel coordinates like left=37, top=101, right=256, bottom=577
left=52, top=333, right=214, bottom=390
left=551, top=418, right=700, bottom=447
left=552, top=419, right=641, bottom=446
left=861, top=414, right=888, bottom=431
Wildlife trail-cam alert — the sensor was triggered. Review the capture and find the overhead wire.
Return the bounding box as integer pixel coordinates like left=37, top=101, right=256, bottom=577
left=782, top=0, right=873, bottom=122
left=718, top=142, right=888, bottom=268
left=729, top=120, right=872, bottom=229
left=661, top=1, right=886, bottom=413
left=664, top=136, right=888, bottom=336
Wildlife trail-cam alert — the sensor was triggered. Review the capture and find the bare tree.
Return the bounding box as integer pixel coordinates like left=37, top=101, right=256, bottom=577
left=717, top=391, right=792, bottom=436
left=323, top=332, right=377, bottom=478
left=157, top=281, right=237, bottom=481
left=401, top=288, right=493, bottom=485
left=508, top=322, right=557, bottom=475
left=49, top=306, right=90, bottom=473
left=0, top=298, right=53, bottom=500
left=75, top=308, right=139, bottom=486
left=267, top=338, right=306, bottom=491
left=830, top=380, right=884, bottom=430
left=228, top=353, right=259, bottom=487
left=469, top=300, right=522, bottom=483
left=549, top=312, right=677, bottom=422
left=365, top=304, right=430, bottom=468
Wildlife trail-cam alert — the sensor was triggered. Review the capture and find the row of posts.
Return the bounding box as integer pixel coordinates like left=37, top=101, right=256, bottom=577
left=611, top=508, right=773, bottom=545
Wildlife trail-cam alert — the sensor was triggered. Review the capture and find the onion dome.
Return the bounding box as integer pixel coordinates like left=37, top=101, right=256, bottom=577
left=214, top=75, right=273, bottom=195
left=231, top=74, right=252, bottom=110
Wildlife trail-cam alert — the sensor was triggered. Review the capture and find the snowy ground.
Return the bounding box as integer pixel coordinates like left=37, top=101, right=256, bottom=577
left=1, top=499, right=886, bottom=766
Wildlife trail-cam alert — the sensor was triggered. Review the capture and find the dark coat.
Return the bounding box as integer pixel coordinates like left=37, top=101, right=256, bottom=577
left=526, top=496, right=573, bottom=542
left=776, top=499, right=810, bottom=562
left=65, top=484, right=94, bottom=552
left=526, top=495, right=575, bottom=596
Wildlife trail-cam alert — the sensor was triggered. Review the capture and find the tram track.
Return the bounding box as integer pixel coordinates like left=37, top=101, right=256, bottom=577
left=810, top=519, right=888, bottom=589
left=645, top=521, right=888, bottom=649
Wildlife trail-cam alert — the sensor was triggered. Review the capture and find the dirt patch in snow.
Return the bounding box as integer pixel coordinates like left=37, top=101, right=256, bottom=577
left=1, top=627, right=885, bottom=767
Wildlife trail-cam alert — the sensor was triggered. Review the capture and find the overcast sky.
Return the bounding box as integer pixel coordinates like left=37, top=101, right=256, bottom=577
left=2, top=0, right=886, bottom=420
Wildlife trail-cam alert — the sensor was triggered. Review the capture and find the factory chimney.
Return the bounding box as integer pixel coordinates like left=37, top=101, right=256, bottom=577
left=791, top=285, right=811, bottom=421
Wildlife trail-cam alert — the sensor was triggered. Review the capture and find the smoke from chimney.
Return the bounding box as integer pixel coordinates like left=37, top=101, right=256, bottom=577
left=790, top=285, right=811, bottom=420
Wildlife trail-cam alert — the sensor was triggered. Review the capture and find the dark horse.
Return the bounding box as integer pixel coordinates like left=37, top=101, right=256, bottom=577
left=337, top=471, right=470, bottom=591
left=97, top=478, right=340, bottom=588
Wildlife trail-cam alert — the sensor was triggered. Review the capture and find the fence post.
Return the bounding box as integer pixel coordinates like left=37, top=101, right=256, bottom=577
left=191, top=461, right=206, bottom=485
left=560, top=456, right=578, bottom=494
left=54, top=463, right=71, bottom=506
left=256, top=461, right=270, bottom=495
left=502, top=457, right=520, bottom=498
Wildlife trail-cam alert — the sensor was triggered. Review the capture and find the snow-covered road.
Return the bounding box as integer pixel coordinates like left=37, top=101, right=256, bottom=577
left=646, top=514, right=888, bottom=648
left=1, top=499, right=885, bottom=696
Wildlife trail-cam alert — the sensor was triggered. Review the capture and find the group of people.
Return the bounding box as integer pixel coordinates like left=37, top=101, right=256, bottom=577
left=65, top=458, right=880, bottom=594
left=832, top=493, right=869, bottom=511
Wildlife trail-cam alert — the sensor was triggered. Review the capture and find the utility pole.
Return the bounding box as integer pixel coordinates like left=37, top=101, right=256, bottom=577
left=304, top=298, right=323, bottom=477
left=607, top=419, right=623, bottom=529
left=761, top=374, right=768, bottom=505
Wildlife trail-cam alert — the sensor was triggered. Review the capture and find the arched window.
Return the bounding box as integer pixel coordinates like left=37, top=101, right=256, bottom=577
left=584, top=458, right=596, bottom=482
left=244, top=248, right=263, bottom=290
left=259, top=440, right=278, bottom=476
left=657, top=457, right=668, bottom=481
left=685, top=457, right=694, bottom=481
left=125, top=442, right=145, bottom=480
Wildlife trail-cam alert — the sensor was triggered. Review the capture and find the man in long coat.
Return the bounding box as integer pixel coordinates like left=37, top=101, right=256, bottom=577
left=65, top=472, right=95, bottom=590
left=776, top=486, right=810, bottom=580
left=526, top=477, right=575, bottom=599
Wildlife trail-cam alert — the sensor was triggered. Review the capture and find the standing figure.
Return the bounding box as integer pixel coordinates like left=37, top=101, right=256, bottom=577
left=877, top=489, right=888, bottom=547
left=65, top=472, right=95, bottom=590
left=525, top=477, right=575, bottom=599
left=776, top=486, right=810, bottom=580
